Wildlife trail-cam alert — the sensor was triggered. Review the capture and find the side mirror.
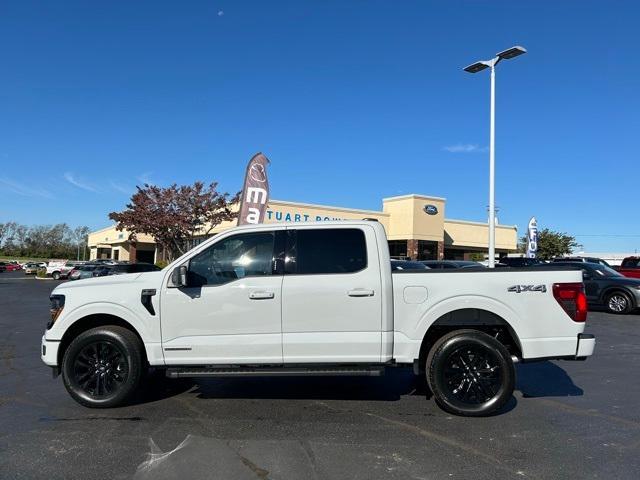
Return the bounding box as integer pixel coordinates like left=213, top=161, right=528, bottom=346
left=172, top=265, right=188, bottom=287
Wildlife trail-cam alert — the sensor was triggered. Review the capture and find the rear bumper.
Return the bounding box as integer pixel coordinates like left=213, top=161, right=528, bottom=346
left=520, top=333, right=595, bottom=362
left=574, top=333, right=595, bottom=359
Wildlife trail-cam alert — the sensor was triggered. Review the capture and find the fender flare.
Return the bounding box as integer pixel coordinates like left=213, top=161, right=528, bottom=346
left=409, top=295, right=523, bottom=359
left=54, top=302, right=158, bottom=364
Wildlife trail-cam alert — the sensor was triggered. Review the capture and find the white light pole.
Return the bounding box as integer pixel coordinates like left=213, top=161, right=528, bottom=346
left=464, top=46, right=526, bottom=268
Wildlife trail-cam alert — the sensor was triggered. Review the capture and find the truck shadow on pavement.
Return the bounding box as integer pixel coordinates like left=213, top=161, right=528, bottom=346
left=515, top=361, right=584, bottom=398
left=190, top=368, right=419, bottom=402
left=134, top=362, right=582, bottom=411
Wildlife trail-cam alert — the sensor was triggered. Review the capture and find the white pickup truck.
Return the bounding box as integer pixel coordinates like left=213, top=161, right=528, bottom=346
left=41, top=221, right=595, bottom=416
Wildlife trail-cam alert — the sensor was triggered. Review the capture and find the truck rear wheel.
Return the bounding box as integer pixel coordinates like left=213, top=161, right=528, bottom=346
left=426, top=329, right=515, bottom=417
left=61, top=326, right=144, bottom=408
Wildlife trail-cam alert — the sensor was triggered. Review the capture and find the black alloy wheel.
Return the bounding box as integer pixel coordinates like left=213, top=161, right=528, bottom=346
left=62, top=326, right=144, bottom=408
left=72, top=341, right=128, bottom=397
left=427, top=329, right=515, bottom=417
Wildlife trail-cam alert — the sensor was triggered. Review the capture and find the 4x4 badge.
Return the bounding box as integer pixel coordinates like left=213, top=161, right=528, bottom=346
left=507, top=284, right=547, bottom=293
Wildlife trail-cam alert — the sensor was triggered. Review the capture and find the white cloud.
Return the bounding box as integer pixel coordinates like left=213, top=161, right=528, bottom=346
left=64, top=172, right=99, bottom=192
left=443, top=144, right=488, bottom=153
left=0, top=177, right=53, bottom=198
left=217, top=10, right=224, bottom=16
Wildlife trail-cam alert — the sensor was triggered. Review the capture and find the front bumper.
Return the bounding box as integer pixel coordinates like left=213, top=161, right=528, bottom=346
left=41, top=334, right=60, bottom=367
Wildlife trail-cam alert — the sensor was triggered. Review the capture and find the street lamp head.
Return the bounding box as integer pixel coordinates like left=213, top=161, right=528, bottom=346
left=496, top=45, right=527, bottom=60
left=463, top=61, right=490, bottom=74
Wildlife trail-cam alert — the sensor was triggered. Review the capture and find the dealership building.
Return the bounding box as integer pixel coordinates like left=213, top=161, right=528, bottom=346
left=87, top=194, right=518, bottom=263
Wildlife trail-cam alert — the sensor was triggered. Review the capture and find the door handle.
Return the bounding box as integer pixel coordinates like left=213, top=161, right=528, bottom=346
left=249, top=291, right=275, bottom=300
left=348, top=289, right=375, bottom=297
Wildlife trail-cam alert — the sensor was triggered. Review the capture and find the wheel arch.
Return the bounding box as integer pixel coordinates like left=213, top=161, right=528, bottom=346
left=600, top=287, right=636, bottom=308
left=57, top=314, right=148, bottom=367
left=416, top=308, right=522, bottom=374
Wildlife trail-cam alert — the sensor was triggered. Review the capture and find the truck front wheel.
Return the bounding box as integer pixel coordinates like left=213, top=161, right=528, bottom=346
left=61, top=326, right=144, bottom=408
left=426, top=329, right=515, bottom=417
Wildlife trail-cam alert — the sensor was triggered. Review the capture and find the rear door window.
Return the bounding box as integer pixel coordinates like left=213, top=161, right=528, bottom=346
left=288, top=228, right=367, bottom=275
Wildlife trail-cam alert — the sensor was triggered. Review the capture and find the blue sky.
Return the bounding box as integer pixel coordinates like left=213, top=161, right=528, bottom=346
left=0, top=1, right=637, bottom=252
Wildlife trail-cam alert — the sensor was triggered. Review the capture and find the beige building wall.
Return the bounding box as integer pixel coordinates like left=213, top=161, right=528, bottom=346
left=87, top=195, right=518, bottom=260
left=444, top=219, right=517, bottom=251
left=382, top=195, right=445, bottom=242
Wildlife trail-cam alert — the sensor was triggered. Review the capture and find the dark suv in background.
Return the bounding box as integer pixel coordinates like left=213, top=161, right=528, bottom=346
left=552, top=256, right=611, bottom=267
left=542, top=262, right=640, bottom=314
left=422, top=260, right=483, bottom=269
left=499, top=257, right=545, bottom=267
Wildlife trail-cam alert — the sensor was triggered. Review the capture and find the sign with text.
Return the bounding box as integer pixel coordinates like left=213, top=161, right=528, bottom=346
left=526, top=216, right=538, bottom=258
left=237, top=152, right=270, bottom=225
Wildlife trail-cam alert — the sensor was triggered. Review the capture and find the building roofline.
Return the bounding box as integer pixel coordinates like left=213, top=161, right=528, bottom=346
left=88, top=224, right=120, bottom=235
left=383, top=194, right=447, bottom=202
left=269, top=199, right=390, bottom=216
left=445, top=218, right=517, bottom=230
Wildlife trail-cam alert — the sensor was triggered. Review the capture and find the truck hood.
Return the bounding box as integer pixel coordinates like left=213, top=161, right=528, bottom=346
left=52, top=271, right=165, bottom=293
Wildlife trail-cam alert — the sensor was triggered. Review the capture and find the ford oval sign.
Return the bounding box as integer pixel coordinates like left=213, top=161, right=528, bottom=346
left=424, top=204, right=438, bottom=216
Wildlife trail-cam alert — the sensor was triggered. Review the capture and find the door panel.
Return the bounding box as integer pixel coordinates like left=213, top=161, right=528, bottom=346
left=160, top=230, right=284, bottom=365
left=161, top=276, right=283, bottom=364
left=281, top=226, right=382, bottom=363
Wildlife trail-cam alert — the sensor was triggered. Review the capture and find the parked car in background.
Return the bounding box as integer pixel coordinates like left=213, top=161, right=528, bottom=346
left=541, top=262, right=640, bottom=314
left=552, top=256, right=611, bottom=267
left=499, top=257, right=546, bottom=268
left=390, top=260, right=430, bottom=271
left=68, top=264, right=101, bottom=281
left=46, top=261, right=81, bottom=280
left=92, top=258, right=118, bottom=265
left=615, top=257, right=640, bottom=279
left=0, top=263, right=5, bottom=273
left=24, top=263, right=44, bottom=275
left=104, top=263, right=161, bottom=274
left=422, top=260, right=483, bottom=269
left=0, top=261, right=23, bottom=272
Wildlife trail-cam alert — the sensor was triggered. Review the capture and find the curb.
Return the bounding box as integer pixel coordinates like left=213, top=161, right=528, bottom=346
left=34, top=276, right=55, bottom=281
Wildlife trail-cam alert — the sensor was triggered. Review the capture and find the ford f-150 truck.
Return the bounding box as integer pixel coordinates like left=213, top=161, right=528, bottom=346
left=41, top=221, right=595, bottom=416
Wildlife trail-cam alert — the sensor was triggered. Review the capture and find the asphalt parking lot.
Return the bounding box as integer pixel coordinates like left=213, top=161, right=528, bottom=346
left=1, top=271, right=639, bottom=480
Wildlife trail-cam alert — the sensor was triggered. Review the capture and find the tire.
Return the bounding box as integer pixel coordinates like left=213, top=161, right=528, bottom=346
left=426, top=329, right=515, bottom=417
left=52, top=271, right=61, bottom=280
left=605, top=291, right=632, bottom=314
left=61, top=326, right=144, bottom=408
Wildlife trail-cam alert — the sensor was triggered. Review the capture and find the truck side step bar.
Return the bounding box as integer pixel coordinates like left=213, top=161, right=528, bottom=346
left=166, top=365, right=386, bottom=378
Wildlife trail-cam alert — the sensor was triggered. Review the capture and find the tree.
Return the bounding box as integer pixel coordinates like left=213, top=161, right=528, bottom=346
left=73, top=226, right=90, bottom=260
left=518, top=228, right=579, bottom=261
left=0, top=222, right=89, bottom=259
left=109, top=181, right=240, bottom=261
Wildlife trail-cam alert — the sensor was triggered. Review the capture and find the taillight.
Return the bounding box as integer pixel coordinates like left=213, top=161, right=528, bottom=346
left=552, top=282, right=587, bottom=322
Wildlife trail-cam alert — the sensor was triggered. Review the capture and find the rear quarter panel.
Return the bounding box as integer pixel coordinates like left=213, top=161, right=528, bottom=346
left=391, top=269, right=585, bottom=361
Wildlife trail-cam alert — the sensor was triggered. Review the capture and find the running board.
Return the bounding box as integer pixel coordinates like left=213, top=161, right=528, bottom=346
left=165, top=365, right=386, bottom=379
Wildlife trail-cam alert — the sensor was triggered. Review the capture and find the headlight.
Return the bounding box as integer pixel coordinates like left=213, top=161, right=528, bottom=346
left=48, top=295, right=65, bottom=329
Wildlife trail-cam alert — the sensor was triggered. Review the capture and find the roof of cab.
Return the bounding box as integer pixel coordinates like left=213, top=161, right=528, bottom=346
left=230, top=219, right=382, bottom=231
